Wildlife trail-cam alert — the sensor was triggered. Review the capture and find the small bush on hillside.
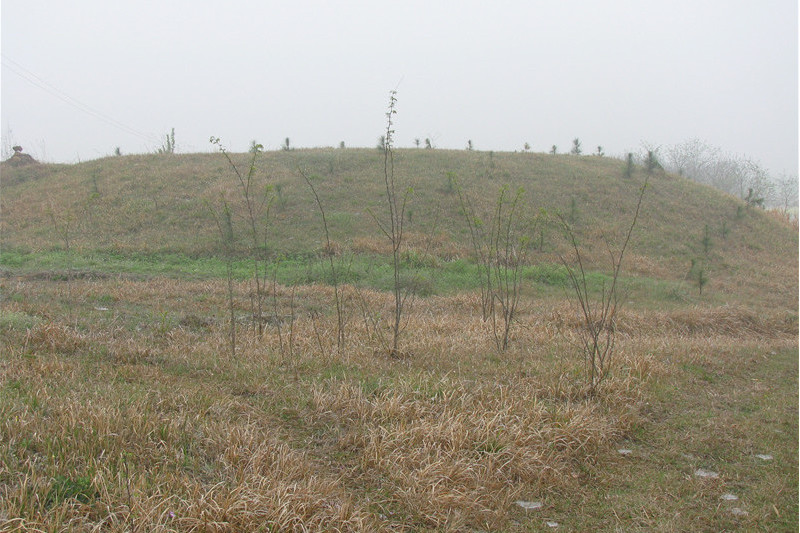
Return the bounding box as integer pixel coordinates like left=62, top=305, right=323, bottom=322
left=624, top=153, right=634, bottom=179
left=571, top=138, right=582, bottom=155
left=645, top=150, right=662, bottom=173
left=157, top=128, right=176, bottom=154
left=745, top=187, right=765, bottom=208
left=702, top=225, right=712, bottom=254
left=444, top=171, right=457, bottom=194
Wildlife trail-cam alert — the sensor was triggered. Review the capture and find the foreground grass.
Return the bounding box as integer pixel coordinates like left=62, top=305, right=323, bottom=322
left=549, top=341, right=798, bottom=531
left=1, top=275, right=796, bottom=531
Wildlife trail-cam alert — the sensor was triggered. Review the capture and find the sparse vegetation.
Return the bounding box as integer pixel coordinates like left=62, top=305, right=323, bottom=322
left=300, top=168, right=350, bottom=356
left=697, top=265, right=709, bottom=294
left=624, top=152, right=634, bottom=179
left=0, top=124, right=796, bottom=531
left=559, top=170, right=649, bottom=393
left=157, top=127, right=176, bottom=154
left=457, top=182, right=532, bottom=350
left=209, top=137, right=274, bottom=336
left=645, top=149, right=662, bottom=173
left=207, top=198, right=237, bottom=357
left=369, top=91, right=413, bottom=356
left=702, top=224, right=712, bottom=254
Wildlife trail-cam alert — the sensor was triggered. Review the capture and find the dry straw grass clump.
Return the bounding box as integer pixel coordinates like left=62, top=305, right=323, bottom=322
left=1, top=353, right=376, bottom=532
left=311, top=375, right=637, bottom=529
left=614, top=305, right=798, bottom=338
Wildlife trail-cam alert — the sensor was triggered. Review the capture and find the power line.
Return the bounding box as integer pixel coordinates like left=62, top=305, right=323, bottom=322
left=1, top=53, right=160, bottom=144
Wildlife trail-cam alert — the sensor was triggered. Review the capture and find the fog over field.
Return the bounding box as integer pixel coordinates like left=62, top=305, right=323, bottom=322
left=1, top=0, right=797, bottom=177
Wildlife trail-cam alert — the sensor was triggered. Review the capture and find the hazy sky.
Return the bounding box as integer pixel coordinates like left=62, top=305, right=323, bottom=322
left=1, top=0, right=797, bottom=176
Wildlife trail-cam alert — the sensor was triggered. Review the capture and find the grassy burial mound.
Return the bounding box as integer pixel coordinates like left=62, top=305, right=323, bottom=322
left=2, top=149, right=797, bottom=308
left=1, top=148, right=797, bottom=531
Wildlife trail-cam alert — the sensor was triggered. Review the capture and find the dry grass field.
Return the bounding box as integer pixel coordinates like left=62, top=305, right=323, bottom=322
left=2, top=277, right=796, bottom=531
left=1, top=150, right=797, bottom=531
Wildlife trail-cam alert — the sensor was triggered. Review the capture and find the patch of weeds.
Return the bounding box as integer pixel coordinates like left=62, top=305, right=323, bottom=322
left=476, top=438, right=506, bottom=455
left=5, top=378, right=23, bottom=390
left=400, top=273, right=435, bottom=297
left=6, top=292, right=25, bottom=304
left=179, top=314, right=214, bottom=332
left=358, top=376, right=386, bottom=397
left=97, top=293, right=117, bottom=305
left=375, top=271, right=435, bottom=297
left=279, top=407, right=302, bottom=425
left=680, top=362, right=716, bottom=384
left=151, top=310, right=176, bottom=337
left=45, top=474, right=98, bottom=507
left=485, top=352, right=502, bottom=364
left=523, top=263, right=568, bottom=286
left=0, top=311, right=42, bottom=331
left=402, top=249, right=439, bottom=269
left=319, top=362, right=356, bottom=382
left=666, top=285, right=690, bottom=302
left=0, top=249, right=27, bottom=267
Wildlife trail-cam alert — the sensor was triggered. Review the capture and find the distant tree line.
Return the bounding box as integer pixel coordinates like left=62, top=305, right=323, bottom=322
left=657, top=139, right=797, bottom=212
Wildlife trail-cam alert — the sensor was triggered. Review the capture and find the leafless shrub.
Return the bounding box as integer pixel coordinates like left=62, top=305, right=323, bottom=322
left=559, top=173, right=649, bottom=394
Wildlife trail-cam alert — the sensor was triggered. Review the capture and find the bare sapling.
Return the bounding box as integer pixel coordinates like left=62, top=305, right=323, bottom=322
left=208, top=198, right=237, bottom=358
left=300, top=169, right=349, bottom=356
left=270, top=258, right=298, bottom=366
left=46, top=199, right=80, bottom=327
left=209, top=137, right=274, bottom=336
left=456, top=181, right=494, bottom=322
left=559, top=174, right=649, bottom=394
left=368, top=90, right=413, bottom=357
left=489, top=186, right=529, bottom=351
left=457, top=183, right=531, bottom=350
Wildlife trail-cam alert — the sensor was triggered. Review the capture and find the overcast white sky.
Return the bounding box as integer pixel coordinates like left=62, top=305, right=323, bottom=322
left=1, top=0, right=797, bottom=176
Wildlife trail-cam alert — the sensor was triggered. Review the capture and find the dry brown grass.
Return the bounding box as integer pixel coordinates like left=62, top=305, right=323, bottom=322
left=1, top=275, right=796, bottom=531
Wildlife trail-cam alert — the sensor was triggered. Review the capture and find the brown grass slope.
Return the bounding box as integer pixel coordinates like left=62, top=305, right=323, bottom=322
left=1, top=148, right=797, bottom=309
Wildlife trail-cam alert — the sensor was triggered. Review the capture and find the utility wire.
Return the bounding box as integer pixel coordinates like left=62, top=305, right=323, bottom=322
left=1, top=53, right=160, bottom=144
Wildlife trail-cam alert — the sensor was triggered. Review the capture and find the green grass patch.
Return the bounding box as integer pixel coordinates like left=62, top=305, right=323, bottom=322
left=2, top=247, right=696, bottom=304
left=0, top=310, right=42, bottom=331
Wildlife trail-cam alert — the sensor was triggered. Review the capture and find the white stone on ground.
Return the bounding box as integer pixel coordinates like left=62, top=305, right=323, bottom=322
left=755, top=454, right=773, bottom=461
left=515, top=501, right=543, bottom=511
left=720, top=493, right=738, bottom=501
left=694, top=469, right=719, bottom=479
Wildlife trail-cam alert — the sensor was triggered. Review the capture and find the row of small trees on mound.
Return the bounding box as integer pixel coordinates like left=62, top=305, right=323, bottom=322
left=206, top=92, right=655, bottom=394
